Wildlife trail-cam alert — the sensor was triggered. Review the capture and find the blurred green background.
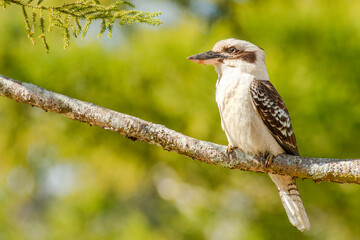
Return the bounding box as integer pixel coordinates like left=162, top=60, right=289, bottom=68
left=1, top=0, right=360, bottom=239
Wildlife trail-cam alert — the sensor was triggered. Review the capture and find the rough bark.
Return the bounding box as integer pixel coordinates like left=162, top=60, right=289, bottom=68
left=0, top=74, right=359, bottom=184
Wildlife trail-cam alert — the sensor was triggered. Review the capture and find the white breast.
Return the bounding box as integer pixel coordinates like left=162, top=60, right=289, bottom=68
left=215, top=72, right=284, bottom=156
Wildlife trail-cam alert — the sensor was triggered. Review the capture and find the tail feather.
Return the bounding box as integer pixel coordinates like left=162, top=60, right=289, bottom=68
left=269, top=174, right=310, bottom=231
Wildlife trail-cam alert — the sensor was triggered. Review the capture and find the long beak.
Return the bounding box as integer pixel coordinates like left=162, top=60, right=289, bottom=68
left=187, top=51, right=225, bottom=65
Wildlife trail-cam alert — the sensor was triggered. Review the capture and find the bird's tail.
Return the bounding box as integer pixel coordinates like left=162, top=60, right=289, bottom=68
left=269, top=174, right=310, bottom=231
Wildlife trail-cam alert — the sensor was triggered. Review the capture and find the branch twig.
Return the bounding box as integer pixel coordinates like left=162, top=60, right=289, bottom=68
left=0, top=74, right=359, bottom=184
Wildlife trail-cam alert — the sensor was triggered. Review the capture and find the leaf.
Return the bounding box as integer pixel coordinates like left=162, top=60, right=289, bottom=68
left=3, top=0, right=162, bottom=51
left=39, top=8, right=49, bottom=52
left=22, top=6, right=35, bottom=44
left=98, top=19, right=107, bottom=38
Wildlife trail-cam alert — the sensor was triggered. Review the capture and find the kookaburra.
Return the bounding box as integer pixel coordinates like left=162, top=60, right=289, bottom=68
left=187, top=38, right=310, bottom=231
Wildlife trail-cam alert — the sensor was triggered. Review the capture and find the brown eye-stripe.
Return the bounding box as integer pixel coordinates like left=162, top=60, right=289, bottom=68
left=233, top=51, right=257, bottom=63
left=223, top=47, right=257, bottom=63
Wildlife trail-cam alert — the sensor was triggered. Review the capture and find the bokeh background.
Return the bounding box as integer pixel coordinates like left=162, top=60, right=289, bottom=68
left=1, top=0, right=360, bottom=239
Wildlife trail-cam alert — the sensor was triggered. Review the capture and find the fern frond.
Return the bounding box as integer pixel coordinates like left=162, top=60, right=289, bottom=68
left=63, top=15, right=71, bottom=49
left=3, top=0, right=162, bottom=51
left=31, top=8, right=36, bottom=37
left=39, top=8, right=49, bottom=52
left=22, top=6, right=35, bottom=44
left=82, top=19, right=92, bottom=39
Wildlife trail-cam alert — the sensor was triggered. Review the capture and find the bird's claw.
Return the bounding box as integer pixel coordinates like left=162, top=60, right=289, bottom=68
left=265, top=154, right=274, bottom=167
left=226, top=145, right=237, bottom=159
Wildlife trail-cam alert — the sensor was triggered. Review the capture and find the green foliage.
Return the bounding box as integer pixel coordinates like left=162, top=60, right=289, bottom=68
left=1, top=0, right=360, bottom=239
left=1, top=0, right=162, bottom=52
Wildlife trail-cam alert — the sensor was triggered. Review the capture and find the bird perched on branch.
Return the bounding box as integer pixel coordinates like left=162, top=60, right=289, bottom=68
left=187, top=38, right=310, bottom=231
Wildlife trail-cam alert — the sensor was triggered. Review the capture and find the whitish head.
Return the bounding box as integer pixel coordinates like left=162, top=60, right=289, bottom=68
left=188, top=38, right=269, bottom=80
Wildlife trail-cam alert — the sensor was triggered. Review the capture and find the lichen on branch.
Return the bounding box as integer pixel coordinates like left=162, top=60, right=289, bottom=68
left=0, top=74, right=360, bottom=185
left=0, top=0, right=162, bottom=52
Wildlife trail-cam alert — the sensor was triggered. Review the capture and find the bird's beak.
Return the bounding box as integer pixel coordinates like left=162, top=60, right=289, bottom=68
left=187, top=51, right=225, bottom=65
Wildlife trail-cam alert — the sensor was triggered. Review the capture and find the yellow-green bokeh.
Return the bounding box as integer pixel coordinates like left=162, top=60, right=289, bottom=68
left=0, top=1, right=360, bottom=239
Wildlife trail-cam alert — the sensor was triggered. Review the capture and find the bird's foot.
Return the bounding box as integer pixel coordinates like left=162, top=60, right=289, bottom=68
left=226, top=145, right=237, bottom=159
left=265, top=153, right=274, bottom=168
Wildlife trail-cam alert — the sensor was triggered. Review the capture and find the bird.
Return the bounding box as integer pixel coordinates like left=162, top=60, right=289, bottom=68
left=187, top=38, right=310, bottom=231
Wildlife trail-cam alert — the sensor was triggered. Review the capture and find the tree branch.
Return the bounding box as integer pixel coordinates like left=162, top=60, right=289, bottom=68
left=0, top=74, right=359, bottom=184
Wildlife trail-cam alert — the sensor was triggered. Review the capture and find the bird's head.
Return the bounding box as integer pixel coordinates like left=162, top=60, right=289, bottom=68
left=188, top=38, right=268, bottom=79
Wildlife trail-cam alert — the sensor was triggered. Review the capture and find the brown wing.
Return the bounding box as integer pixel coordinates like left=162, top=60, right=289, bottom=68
left=250, top=79, right=299, bottom=156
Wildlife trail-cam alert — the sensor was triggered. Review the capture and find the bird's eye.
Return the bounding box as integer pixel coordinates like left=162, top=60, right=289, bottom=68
left=227, top=47, right=237, bottom=53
